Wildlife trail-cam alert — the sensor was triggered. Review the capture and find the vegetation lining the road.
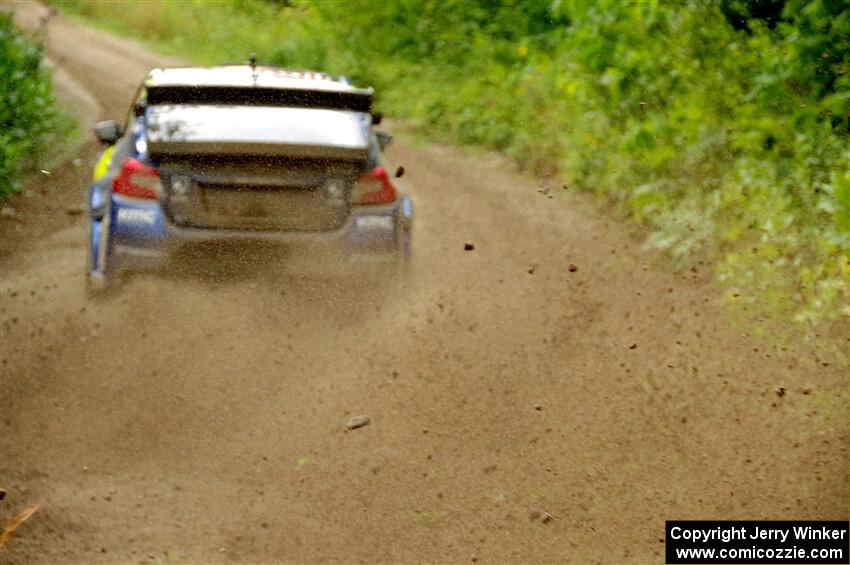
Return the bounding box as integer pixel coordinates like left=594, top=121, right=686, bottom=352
left=59, top=0, right=849, bottom=324
left=1, top=13, right=73, bottom=197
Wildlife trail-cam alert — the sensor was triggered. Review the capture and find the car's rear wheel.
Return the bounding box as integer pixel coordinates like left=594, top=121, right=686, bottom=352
left=393, top=223, right=412, bottom=278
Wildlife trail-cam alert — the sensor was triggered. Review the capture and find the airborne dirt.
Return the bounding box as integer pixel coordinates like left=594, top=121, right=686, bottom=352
left=1, top=4, right=848, bottom=564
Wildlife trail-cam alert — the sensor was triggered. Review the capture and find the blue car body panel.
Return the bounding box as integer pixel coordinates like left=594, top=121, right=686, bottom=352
left=110, top=195, right=168, bottom=241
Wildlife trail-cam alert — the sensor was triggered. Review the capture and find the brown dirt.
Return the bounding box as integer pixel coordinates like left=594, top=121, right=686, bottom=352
left=1, top=3, right=848, bottom=564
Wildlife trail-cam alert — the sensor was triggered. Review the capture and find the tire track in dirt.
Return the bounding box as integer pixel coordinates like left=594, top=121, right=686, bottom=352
left=1, top=3, right=847, bottom=564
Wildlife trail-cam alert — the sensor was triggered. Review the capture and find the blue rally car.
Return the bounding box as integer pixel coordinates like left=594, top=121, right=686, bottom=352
left=86, top=64, right=412, bottom=293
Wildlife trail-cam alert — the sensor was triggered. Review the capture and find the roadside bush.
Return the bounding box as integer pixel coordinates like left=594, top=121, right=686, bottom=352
left=0, top=13, right=69, bottom=197
left=303, top=0, right=849, bottom=323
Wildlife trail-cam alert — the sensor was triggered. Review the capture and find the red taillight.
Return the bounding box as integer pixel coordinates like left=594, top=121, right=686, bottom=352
left=352, top=166, right=396, bottom=205
left=112, top=158, right=161, bottom=199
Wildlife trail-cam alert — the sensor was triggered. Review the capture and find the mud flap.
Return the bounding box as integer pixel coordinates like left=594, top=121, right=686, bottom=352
left=86, top=184, right=114, bottom=296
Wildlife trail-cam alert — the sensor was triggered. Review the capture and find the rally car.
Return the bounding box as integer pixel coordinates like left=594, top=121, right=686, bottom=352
left=86, top=63, right=412, bottom=293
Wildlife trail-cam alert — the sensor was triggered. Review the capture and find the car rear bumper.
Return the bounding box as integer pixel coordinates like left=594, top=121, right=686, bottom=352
left=104, top=192, right=412, bottom=270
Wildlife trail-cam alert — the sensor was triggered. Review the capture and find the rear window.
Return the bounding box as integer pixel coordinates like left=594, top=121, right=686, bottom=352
left=145, top=86, right=372, bottom=113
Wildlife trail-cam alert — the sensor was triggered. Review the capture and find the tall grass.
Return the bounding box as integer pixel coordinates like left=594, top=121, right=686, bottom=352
left=59, top=0, right=324, bottom=68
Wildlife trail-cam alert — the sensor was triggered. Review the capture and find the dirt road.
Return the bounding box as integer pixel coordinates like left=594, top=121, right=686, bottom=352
left=1, top=4, right=848, bottom=564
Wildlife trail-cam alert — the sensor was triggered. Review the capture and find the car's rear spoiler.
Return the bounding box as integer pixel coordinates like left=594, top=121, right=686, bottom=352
left=145, top=105, right=371, bottom=161
left=145, top=85, right=373, bottom=113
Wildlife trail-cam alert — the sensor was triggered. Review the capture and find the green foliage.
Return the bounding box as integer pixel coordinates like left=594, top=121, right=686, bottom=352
left=62, top=0, right=849, bottom=322
left=0, top=13, right=69, bottom=197
left=57, top=0, right=326, bottom=68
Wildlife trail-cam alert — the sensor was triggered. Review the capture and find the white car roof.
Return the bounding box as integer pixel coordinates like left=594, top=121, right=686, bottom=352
left=144, top=65, right=372, bottom=95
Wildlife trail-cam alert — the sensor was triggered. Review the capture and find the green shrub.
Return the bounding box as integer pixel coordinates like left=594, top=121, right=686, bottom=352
left=0, top=13, right=69, bottom=197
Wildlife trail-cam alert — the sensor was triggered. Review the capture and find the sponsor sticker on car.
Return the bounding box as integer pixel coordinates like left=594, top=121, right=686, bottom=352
left=355, top=215, right=394, bottom=230
left=117, top=207, right=157, bottom=225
